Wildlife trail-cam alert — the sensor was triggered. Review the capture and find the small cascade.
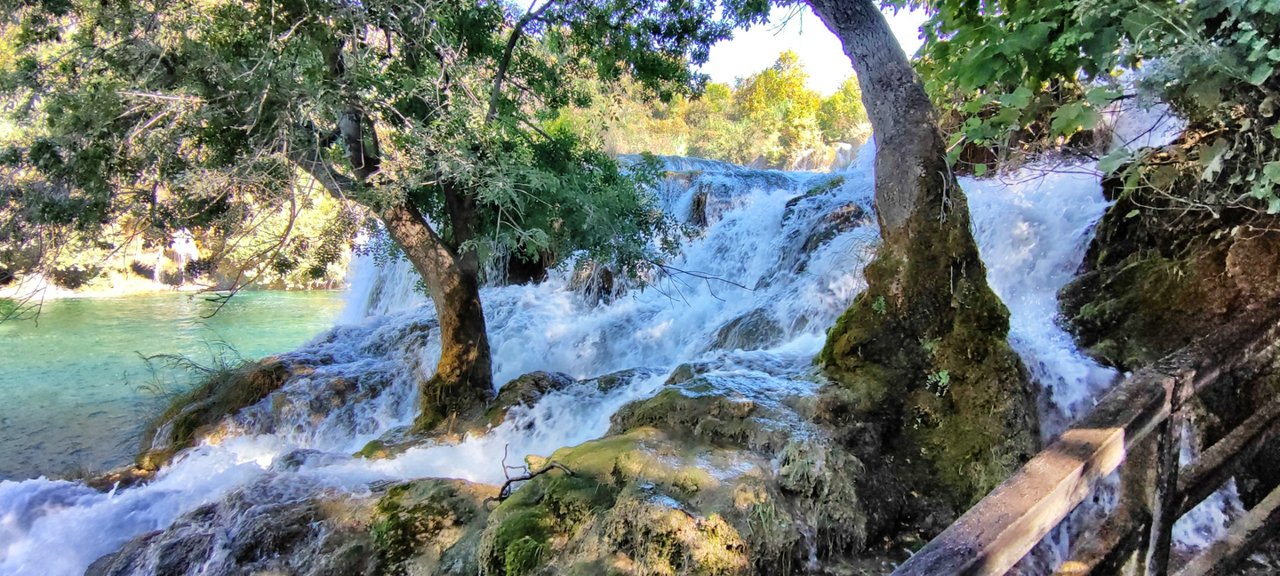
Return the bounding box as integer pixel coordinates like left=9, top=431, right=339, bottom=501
left=1, top=148, right=1134, bottom=575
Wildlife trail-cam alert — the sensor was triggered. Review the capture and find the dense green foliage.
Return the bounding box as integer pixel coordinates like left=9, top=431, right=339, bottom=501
left=907, top=0, right=1280, bottom=205
left=0, top=0, right=770, bottom=294
left=568, top=50, right=868, bottom=168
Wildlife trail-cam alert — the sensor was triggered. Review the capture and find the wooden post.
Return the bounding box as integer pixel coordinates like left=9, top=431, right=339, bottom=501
left=1144, top=375, right=1191, bottom=576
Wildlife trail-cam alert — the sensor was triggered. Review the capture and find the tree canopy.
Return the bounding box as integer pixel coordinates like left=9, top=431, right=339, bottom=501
left=0, top=0, right=770, bottom=290
left=906, top=0, right=1280, bottom=208
left=567, top=50, right=868, bottom=168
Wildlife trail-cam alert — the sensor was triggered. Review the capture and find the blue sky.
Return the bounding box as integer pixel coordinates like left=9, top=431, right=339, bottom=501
left=700, top=5, right=928, bottom=95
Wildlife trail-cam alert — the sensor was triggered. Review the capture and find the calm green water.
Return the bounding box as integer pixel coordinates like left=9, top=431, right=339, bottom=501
left=0, top=291, right=344, bottom=480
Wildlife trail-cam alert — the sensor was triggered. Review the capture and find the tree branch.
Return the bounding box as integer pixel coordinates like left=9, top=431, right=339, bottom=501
left=485, top=461, right=574, bottom=506
left=487, top=0, right=557, bottom=123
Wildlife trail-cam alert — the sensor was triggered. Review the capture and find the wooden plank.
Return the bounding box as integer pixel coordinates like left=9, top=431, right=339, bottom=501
left=1145, top=396, right=1187, bottom=576
left=1178, top=394, right=1280, bottom=516
left=891, top=370, right=1175, bottom=576
left=1174, top=483, right=1280, bottom=576
left=893, top=315, right=1280, bottom=576
left=1053, top=382, right=1280, bottom=574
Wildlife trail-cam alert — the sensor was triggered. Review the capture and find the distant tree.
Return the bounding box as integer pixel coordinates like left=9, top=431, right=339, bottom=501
left=733, top=50, right=824, bottom=165
left=0, top=0, right=768, bottom=430
left=818, top=76, right=867, bottom=143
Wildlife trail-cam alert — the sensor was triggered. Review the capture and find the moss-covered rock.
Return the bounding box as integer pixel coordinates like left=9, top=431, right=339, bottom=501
left=479, top=372, right=869, bottom=576
left=818, top=202, right=1040, bottom=516
left=137, top=358, right=292, bottom=470
left=1061, top=172, right=1280, bottom=370
left=486, top=372, right=578, bottom=427
left=710, top=309, right=784, bottom=352
left=372, top=479, right=496, bottom=576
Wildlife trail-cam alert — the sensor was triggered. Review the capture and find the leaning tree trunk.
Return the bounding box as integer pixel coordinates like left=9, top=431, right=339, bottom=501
left=808, top=0, right=1039, bottom=513
left=291, top=115, right=494, bottom=433
left=379, top=200, right=494, bottom=433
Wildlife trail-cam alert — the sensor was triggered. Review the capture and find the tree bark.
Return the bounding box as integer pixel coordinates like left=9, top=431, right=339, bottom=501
left=808, top=0, right=1040, bottom=518
left=807, top=0, right=950, bottom=245
left=291, top=140, right=494, bottom=432
left=379, top=200, right=494, bottom=431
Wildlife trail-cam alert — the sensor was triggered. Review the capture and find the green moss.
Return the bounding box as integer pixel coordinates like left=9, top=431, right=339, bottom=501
left=357, top=440, right=391, bottom=460
left=371, top=479, right=491, bottom=576
left=504, top=537, right=545, bottom=576
left=818, top=205, right=1038, bottom=513
left=137, top=358, right=291, bottom=470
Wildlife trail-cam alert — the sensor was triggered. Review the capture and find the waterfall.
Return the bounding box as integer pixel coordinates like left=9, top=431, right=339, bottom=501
left=1, top=149, right=1136, bottom=575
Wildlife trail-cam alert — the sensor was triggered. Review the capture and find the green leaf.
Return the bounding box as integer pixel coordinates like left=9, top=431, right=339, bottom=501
left=1271, top=124, right=1280, bottom=139
left=1125, top=209, right=1141, bottom=219
left=1098, top=149, right=1133, bottom=174
left=1268, top=196, right=1280, bottom=215
left=1186, top=76, right=1224, bottom=109
left=1199, top=138, right=1230, bottom=181
left=1264, top=161, right=1280, bottom=183
left=998, top=85, right=1034, bottom=109
left=1050, top=102, right=1098, bottom=135
left=1249, top=63, right=1274, bottom=86
left=974, top=163, right=988, bottom=177
left=1085, top=86, right=1122, bottom=108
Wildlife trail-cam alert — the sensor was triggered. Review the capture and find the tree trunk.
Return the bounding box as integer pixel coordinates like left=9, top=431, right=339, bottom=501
left=290, top=144, right=494, bottom=432
left=379, top=200, right=494, bottom=432
left=808, top=0, right=1040, bottom=518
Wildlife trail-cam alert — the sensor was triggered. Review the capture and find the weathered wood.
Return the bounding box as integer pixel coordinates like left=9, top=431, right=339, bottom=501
left=1054, top=434, right=1159, bottom=576
left=893, top=315, right=1280, bottom=576
left=1053, top=389, right=1280, bottom=575
left=1178, top=394, right=1280, bottom=516
left=1145, top=394, right=1186, bottom=576
left=1173, top=483, right=1280, bottom=576
left=891, top=370, right=1175, bottom=576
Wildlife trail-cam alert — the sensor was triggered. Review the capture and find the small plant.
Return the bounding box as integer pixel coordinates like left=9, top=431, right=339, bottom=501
left=871, top=295, right=887, bottom=316
left=926, top=370, right=951, bottom=397
left=920, top=337, right=940, bottom=357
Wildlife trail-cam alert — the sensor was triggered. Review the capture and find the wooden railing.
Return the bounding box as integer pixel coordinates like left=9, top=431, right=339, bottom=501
left=893, top=315, right=1280, bottom=576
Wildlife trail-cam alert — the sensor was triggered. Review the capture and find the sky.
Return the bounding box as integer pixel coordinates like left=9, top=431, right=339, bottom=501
left=699, top=5, right=929, bottom=96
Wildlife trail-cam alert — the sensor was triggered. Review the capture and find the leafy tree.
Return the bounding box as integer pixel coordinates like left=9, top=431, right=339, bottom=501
left=905, top=0, right=1280, bottom=206
left=732, top=50, right=823, bottom=165
left=573, top=51, right=866, bottom=168
left=0, top=0, right=769, bottom=430
left=818, top=76, right=867, bottom=143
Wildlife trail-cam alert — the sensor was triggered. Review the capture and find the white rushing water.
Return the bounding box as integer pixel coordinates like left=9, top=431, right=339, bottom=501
left=2, top=146, right=1194, bottom=575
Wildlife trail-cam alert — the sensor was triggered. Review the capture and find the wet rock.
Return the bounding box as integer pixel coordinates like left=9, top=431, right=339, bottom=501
left=87, top=479, right=382, bottom=576
left=710, top=309, right=784, bottom=351
left=137, top=359, right=293, bottom=471
left=486, top=372, right=577, bottom=427
left=569, top=262, right=618, bottom=306
left=475, top=357, right=873, bottom=576
left=585, top=367, right=660, bottom=394
left=371, top=479, right=496, bottom=576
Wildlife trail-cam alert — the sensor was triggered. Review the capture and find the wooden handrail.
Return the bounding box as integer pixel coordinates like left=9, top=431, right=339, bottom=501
left=892, top=315, right=1280, bottom=576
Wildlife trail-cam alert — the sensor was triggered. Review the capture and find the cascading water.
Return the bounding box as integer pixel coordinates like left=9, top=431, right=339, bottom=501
left=0, top=144, right=1190, bottom=575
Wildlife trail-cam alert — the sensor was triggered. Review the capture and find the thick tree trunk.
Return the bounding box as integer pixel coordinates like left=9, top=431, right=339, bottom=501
left=379, top=200, right=494, bottom=432
left=808, top=0, right=947, bottom=243
left=808, top=0, right=1040, bottom=519
left=291, top=144, right=494, bottom=432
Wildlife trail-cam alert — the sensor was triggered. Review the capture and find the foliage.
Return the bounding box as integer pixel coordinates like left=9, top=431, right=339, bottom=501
left=907, top=0, right=1280, bottom=213
left=569, top=50, right=870, bottom=168
left=0, top=0, right=771, bottom=296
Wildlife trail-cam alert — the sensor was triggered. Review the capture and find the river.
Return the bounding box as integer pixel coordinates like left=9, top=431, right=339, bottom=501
left=0, top=291, right=344, bottom=481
